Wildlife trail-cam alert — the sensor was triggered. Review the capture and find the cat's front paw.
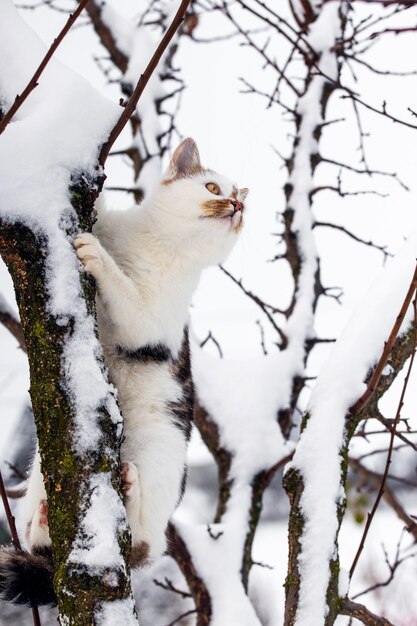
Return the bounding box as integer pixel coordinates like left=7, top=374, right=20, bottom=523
left=74, top=233, right=104, bottom=277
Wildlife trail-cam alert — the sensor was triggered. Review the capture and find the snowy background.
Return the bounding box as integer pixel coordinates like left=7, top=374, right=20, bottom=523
left=1, top=1, right=417, bottom=624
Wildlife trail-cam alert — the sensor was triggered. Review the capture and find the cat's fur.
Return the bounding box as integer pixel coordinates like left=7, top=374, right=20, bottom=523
left=0, top=138, right=247, bottom=606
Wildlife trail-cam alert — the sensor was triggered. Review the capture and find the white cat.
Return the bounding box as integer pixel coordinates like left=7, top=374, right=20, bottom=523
left=0, top=138, right=247, bottom=605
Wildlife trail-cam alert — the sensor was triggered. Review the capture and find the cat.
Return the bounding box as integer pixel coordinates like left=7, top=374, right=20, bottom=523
left=0, top=137, right=248, bottom=606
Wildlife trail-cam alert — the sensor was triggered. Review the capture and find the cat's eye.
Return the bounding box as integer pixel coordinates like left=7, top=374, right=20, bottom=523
left=206, top=182, right=220, bottom=195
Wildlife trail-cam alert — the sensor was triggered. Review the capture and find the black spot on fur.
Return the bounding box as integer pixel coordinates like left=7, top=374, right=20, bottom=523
left=0, top=546, right=56, bottom=607
left=169, top=327, right=194, bottom=442
left=117, top=343, right=172, bottom=363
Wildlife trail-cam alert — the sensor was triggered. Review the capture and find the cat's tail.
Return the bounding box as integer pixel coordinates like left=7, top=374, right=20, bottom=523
left=0, top=546, right=56, bottom=607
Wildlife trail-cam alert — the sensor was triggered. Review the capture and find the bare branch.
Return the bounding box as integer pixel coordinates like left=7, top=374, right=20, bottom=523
left=199, top=331, right=223, bottom=358
left=350, top=263, right=417, bottom=416
left=341, top=93, right=417, bottom=131
left=350, top=298, right=417, bottom=578
left=340, top=598, right=395, bottom=626
left=219, top=265, right=288, bottom=348
left=320, top=157, right=409, bottom=191
left=153, top=577, right=192, bottom=599
left=352, top=534, right=416, bottom=600
left=313, top=221, right=390, bottom=258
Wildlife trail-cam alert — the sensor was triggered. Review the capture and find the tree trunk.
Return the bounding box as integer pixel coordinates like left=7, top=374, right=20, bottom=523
left=0, top=175, right=138, bottom=624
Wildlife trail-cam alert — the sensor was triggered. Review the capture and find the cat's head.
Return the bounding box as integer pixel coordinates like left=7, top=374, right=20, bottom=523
left=149, top=138, right=248, bottom=265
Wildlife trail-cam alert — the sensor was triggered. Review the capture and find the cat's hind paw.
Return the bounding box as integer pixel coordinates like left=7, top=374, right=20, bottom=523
left=26, top=500, right=51, bottom=550
left=38, top=500, right=48, bottom=527
left=73, top=233, right=104, bottom=277
left=121, top=462, right=140, bottom=499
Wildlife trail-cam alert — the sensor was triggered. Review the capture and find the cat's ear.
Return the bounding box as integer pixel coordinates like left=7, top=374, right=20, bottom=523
left=239, top=187, right=249, bottom=201
left=163, top=138, right=203, bottom=181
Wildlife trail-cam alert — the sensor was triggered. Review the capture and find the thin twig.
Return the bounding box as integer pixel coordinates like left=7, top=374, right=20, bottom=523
left=0, top=0, right=89, bottom=135
left=313, top=221, right=389, bottom=258
left=219, top=265, right=288, bottom=348
left=0, top=469, right=41, bottom=625
left=352, top=534, right=416, bottom=600
left=341, top=93, right=417, bottom=131
left=164, top=609, right=197, bottom=626
left=0, top=470, right=21, bottom=550
left=340, top=597, right=395, bottom=626
left=256, top=320, right=268, bottom=355
left=350, top=263, right=417, bottom=416
left=153, top=577, right=192, bottom=599
left=350, top=296, right=417, bottom=578
left=200, top=331, right=223, bottom=358
left=0, top=309, right=26, bottom=351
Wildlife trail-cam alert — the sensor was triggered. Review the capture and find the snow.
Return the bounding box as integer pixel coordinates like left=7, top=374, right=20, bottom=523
left=338, top=568, right=350, bottom=597
left=63, top=317, right=122, bottom=452
left=177, top=336, right=292, bottom=625
left=192, top=334, right=291, bottom=479
left=290, top=230, right=417, bottom=625
left=96, top=596, right=138, bottom=626
left=176, top=521, right=263, bottom=626
left=68, top=473, right=127, bottom=571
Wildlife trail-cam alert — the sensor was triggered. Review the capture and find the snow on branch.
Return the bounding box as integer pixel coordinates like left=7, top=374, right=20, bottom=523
left=286, top=237, right=417, bottom=626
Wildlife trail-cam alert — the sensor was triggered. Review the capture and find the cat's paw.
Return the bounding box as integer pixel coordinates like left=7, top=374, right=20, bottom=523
left=121, top=462, right=140, bottom=499
left=26, top=500, right=51, bottom=550
left=38, top=500, right=48, bottom=527
left=74, top=233, right=104, bottom=277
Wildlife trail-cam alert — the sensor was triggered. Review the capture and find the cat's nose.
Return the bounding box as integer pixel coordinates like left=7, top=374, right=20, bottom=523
left=231, top=199, right=243, bottom=213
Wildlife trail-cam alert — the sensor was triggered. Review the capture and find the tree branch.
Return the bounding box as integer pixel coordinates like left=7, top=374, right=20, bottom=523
left=350, top=302, right=417, bottom=577
left=340, top=598, right=395, bottom=626
left=0, top=294, right=26, bottom=351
